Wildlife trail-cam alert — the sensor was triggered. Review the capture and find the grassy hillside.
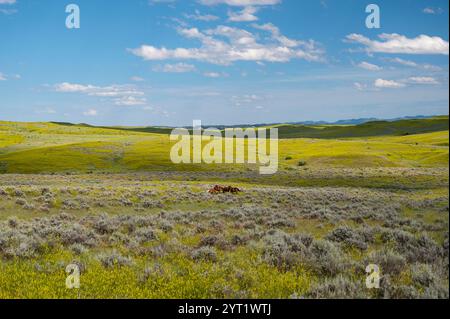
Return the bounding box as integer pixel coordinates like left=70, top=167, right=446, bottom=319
left=0, top=118, right=448, bottom=174
left=53, top=116, right=449, bottom=139
left=272, top=116, right=449, bottom=139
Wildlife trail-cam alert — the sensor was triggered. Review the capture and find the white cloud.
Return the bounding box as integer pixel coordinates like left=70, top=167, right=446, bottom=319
left=203, top=72, right=224, bottom=78
left=423, top=7, right=443, bottom=15
left=0, top=73, right=6, bottom=81
left=252, top=23, right=301, bottom=47
left=199, top=0, right=280, bottom=6
left=387, top=57, right=442, bottom=72
left=55, top=82, right=146, bottom=106
left=358, top=61, right=382, bottom=71
left=228, top=6, right=259, bottom=22
left=374, top=79, right=406, bottom=89
left=153, top=63, right=197, bottom=73
left=55, top=82, right=144, bottom=97
left=185, top=10, right=219, bottom=21
left=408, top=77, right=440, bottom=85
left=388, top=57, right=418, bottom=67
left=346, top=33, right=449, bottom=55
left=83, top=109, right=98, bottom=116
left=129, top=24, right=324, bottom=65
left=231, top=94, right=261, bottom=106
left=353, top=82, right=368, bottom=91
left=114, top=96, right=147, bottom=106
left=0, top=0, right=16, bottom=14
left=130, top=76, right=145, bottom=82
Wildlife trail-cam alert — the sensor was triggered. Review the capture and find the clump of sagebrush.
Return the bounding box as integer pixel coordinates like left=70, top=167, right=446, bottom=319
left=230, top=234, right=249, bottom=247
left=326, top=226, right=371, bottom=250
left=298, top=160, right=307, bottom=167
left=267, top=217, right=296, bottom=228
left=70, top=243, right=88, bottom=255
left=7, top=216, right=18, bottom=228
left=23, top=203, right=35, bottom=210
left=3, top=236, right=46, bottom=259
left=92, top=216, right=118, bottom=235
left=159, top=220, right=174, bottom=233
left=307, top=275, right=368, bottom=299
left=15, top=198, right=27, bottom=206
left=138, top=263, right=165, bottom=284
left=380, top=229, right=442, bottom=263
left=411, top=263, right=437, bottom=288
left=262, top=230, right=346, bottom=275
left=14, top=189, right=25, bottom=197
left=308, top=239, right=347, bottom=276
left=98, top=250, right=133, bottom=268
left=60, top=223, right=98, bottom=247
left=262, top=230, right=307, bottom=270
left=191, top=246, right=218, bottom=262
left=134, top=226, right=157, bottom=243
left=365, top=249, right=406, bottom=276
left=199, top=235, right=229, bottom=250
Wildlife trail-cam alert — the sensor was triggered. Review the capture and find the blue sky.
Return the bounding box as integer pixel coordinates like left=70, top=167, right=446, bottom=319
left=0, top=0, right=448, bottom=126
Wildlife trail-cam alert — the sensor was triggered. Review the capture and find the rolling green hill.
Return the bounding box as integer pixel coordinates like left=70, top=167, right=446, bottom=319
left=271, top=116, right=449, bottom=139
left=53, top=116, right=449, bottom=139
left=0, top=117, right=448, bottom=174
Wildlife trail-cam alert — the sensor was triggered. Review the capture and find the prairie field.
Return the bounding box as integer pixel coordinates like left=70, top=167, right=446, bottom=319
left=0, top=118, right=448, bottom=299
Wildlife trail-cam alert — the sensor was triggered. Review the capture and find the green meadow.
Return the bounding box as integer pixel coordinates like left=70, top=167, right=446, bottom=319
left=0, top=117, right=448, bottom=299
left=0, top=117, right=448, bottom=173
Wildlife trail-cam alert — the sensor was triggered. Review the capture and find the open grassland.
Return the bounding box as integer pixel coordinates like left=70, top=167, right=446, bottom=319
left=0, top=118, right=448, bottom=174
left=0, top=117, right=448, bottom=299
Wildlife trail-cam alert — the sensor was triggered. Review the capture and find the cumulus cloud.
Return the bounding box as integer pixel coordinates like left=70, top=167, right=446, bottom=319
left=346, top=33, right=449, bottom=55
left=358, top=61, right=382, bottom=71
left=54, top=82, right=147, bottom=106
left=129, top=24, right=324, bottom=65
left=0, top=73, right=6, bottom=81
left=228, top=6, right=259, bottom=22
left=374, top=78, right=406, bottom=89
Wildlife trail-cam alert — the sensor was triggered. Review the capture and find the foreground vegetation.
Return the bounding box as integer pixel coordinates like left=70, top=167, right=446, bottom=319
left=0, top=117, right=448, bottom=299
